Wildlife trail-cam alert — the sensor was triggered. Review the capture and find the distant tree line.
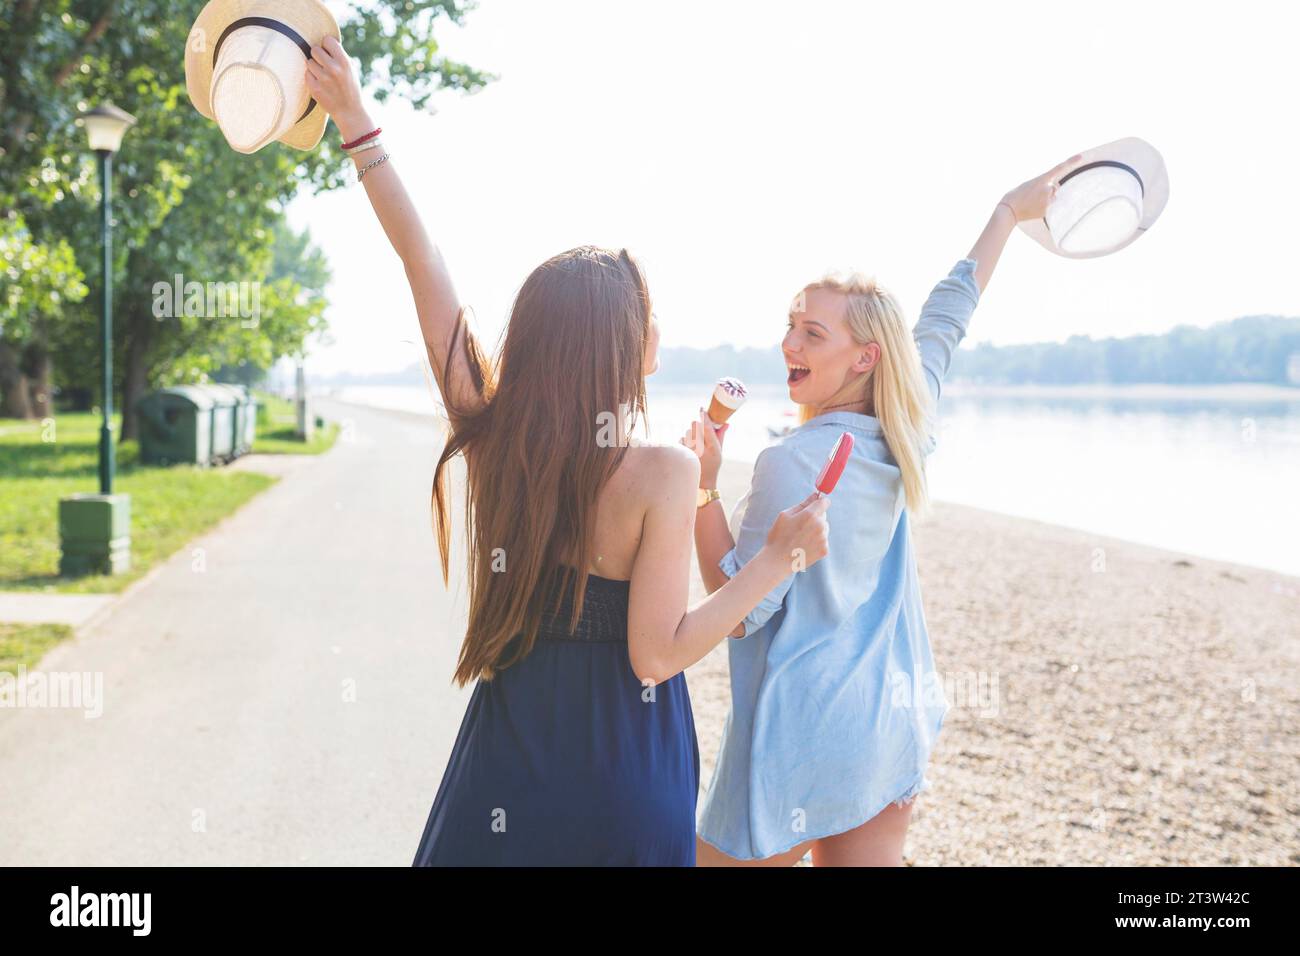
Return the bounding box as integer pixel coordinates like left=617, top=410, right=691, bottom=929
left=632, top=315, right=1300, bottom=387
left=947, top=315, right=1300, bottom=386
left=323, top=316, right=1300, bottom=390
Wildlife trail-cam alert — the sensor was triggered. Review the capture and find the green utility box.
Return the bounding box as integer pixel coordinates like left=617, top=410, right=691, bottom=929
left=137, top=385, right=216, bottom=466
left=213, top=383, right=256, bottom=456
left=208, top=385, right=238, bottom=462
left=242, top=388, right=258, bottom=453
left=137, top=383, right=258, bottom=466
left=59, top=493, right=131, bottom=576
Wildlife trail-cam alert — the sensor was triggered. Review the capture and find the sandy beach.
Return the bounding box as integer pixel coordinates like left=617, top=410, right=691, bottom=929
left=687, top=460, right=1299, bottom=866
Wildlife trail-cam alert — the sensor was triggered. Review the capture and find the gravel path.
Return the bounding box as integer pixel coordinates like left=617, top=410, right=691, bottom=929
left=688, top=462, right=1299, bottom=865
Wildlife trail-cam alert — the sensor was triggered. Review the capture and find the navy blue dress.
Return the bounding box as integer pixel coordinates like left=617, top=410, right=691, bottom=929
left=412, top=570, right=700, bottom=866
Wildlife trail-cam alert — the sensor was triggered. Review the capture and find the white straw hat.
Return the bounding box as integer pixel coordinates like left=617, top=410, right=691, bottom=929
left=1019, top=137, right=1170, bottom=259
left=185, top=0, right=340, bottom=154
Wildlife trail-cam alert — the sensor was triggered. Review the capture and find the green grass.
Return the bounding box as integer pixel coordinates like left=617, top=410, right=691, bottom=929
left=252, top=390, right=339, bottom=455
left=0, top=622, right=75, bottom=671
left=0, top=412, right=276, bottom=594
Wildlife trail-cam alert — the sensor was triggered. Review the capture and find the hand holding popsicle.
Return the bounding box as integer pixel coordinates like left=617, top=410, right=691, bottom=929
left=764, top=492, right=830, bottom=570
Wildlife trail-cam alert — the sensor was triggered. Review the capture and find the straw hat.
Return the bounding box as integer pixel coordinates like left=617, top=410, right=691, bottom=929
left=1019, top=137, right=1170, bottom=259
left=185, top=0, right=340, bottom=153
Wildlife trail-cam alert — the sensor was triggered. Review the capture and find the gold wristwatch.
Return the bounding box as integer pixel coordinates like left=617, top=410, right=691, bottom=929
left=697, top=488, right=721, bottom=509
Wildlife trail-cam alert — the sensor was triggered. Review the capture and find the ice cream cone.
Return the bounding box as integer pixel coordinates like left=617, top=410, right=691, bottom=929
left=707, top=377, right=747, bottom=427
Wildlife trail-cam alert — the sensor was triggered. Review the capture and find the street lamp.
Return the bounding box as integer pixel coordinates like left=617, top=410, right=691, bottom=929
left=82, top=102, right=135, bottom=494
left=58, top=102, right=136, bottom=577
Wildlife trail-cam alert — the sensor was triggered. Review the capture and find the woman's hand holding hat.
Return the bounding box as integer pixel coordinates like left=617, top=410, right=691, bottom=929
left=999, top=153, right=1084, bottom=223
left=304, top=36, right=370, bottom=142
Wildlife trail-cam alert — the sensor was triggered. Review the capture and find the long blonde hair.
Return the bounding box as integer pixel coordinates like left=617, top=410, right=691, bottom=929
left=796, top=274, right=932, bottom=513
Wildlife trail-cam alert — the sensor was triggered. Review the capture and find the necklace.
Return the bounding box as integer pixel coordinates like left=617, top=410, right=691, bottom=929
left=820, top=400, right=868, bottom=414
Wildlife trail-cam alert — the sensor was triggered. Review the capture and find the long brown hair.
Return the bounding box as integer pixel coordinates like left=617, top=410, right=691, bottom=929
left=433, top=246, right=652, bottom=686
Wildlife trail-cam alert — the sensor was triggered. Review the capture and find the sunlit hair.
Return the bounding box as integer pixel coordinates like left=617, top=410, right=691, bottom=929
left=432, top=246, right=652, bottom=686
left=795, top=274, right=932, bottom=514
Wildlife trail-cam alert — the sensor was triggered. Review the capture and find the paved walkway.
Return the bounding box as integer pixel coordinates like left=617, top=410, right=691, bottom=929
left=0, top=399, right=471, bottom=865
left=0, top=593, right=116, bottom=628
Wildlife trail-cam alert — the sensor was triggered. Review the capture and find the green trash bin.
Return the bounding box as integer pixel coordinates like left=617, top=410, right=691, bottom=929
left=226, top=384, right=256, bottom=456
left=208, top=385, right=237, bottom=463
left=136, top=386, right=217, bottom=466
left=239, top=387, right=257, bottom=454
left=210, top=384, right=250, bottom=458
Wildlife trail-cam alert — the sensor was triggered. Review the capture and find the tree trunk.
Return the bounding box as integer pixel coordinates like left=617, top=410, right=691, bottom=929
left=21, top=340, right=53, bottom=418
left=120, top=319, right=150, bottom=442
left=0, top=338, right=33, bottom=419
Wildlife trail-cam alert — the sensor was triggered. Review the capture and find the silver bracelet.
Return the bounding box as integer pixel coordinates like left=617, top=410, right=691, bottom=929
left=357, top=152, right=390, bottom=182
left=344, top=139, right=383, bottom=157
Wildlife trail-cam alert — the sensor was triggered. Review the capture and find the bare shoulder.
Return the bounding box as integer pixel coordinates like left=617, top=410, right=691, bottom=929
left=617, top=443, right=699, bottom=503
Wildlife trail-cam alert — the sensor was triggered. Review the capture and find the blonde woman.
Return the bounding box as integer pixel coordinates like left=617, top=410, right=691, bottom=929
left=684, top=156, right=1081, bottom=866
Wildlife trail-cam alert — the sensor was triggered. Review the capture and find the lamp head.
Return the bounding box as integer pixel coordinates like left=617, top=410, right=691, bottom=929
left=81, top=103, right=137, bottom=154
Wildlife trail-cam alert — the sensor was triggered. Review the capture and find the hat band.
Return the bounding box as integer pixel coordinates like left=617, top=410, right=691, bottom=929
left=1059, top=160, right=1144, bottom=196
left=212, top=16, right=317, bottom=125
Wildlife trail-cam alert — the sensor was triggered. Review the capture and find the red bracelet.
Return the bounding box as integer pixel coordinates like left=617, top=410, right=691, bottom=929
left=340, top=127, right=381, bottom=150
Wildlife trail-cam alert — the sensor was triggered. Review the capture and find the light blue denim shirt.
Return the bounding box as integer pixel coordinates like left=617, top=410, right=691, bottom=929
left=696, top=258, right=981, bottom=860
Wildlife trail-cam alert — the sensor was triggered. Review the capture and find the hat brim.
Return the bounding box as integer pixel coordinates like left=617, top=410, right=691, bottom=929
left=185, top=0, right=341, bottom=152
left=1018, top=137, right=1170, bottom=259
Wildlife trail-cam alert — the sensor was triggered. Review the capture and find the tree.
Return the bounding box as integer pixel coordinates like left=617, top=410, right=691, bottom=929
left=0, top=214, right=88, bottom=417
left=0, top=0, right=491, bottom=429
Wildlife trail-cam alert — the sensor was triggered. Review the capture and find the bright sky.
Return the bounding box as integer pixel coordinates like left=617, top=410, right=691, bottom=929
left=287, top=0, right=1300, bottom=377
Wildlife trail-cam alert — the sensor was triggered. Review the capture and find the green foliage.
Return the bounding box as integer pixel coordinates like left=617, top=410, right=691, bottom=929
left=0, top=0, right=489, bottom=415
left=0, top=214, right=88, bottom=339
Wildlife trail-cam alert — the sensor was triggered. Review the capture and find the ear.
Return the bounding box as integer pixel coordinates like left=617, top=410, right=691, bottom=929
left=852, top=342, right=881, bottom=374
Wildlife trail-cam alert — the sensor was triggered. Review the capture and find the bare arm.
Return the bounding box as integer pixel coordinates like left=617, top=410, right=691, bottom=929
left=681, top=410, right=735, bottom=596
left=972, top=152, right=1086, bottom=295
left=967, top=204, right=1017, bottom=295
left=627, top=447, right=828, bottom=685
left=694, top=497, right=733, bottom=596
left=306, top=36, right=484, bottom=420
left=913, top=153, right=1089, bottom=402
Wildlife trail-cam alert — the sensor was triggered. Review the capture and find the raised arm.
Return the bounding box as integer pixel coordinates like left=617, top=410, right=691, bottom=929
left=626, top=447, right=828, bottom=685
left=969, top=152, right=1083, bottom=294
left=305, top=36, right=485, bottom=421
left=914, top=153, right=1085, bottom=402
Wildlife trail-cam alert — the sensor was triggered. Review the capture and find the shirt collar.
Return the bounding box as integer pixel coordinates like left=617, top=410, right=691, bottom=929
left=794, top=409, right=883, bottom=437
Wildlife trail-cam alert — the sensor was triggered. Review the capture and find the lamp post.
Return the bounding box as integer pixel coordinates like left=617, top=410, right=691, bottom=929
left=82, top=103, right=136, bottom=493
left=58, top=102, right=136, bottom=577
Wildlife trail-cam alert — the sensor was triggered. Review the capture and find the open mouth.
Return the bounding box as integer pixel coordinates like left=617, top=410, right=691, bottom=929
left=787, top=363, right=810, bottom=385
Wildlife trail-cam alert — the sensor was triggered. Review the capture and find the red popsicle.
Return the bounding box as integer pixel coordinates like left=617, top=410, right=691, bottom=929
left=815, top=432, right=854, bottom=496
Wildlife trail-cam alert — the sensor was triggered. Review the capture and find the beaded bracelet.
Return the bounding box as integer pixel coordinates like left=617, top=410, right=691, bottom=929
left=340, top=127, right=381, bottom=150
left=357, top=152, right=390, bottom=182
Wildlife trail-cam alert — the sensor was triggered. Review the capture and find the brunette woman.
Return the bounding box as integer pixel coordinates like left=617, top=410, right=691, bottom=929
left=306, top=37, right=830, bottom=865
